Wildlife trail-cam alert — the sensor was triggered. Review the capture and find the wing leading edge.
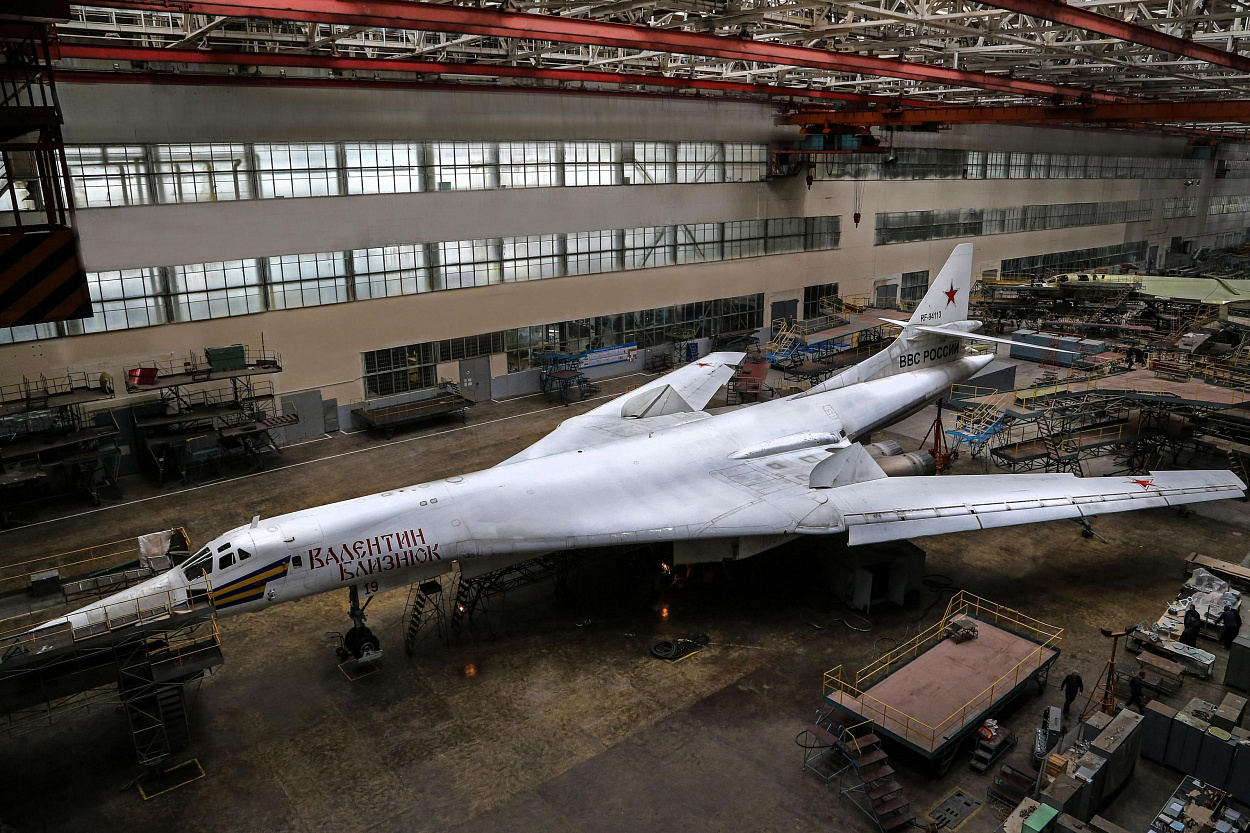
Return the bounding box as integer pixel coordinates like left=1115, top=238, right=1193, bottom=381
left=819, top=469, right=1245, bottom=545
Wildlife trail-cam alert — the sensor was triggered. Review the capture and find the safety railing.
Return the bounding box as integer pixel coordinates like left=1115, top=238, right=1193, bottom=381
left=790, top=313, right=849, bottom=339
left=124, top=346, right=282, bottom=390
left=822, top=591, right=1062, bottom=752
left=0, top=371, right=100, bottom=407
left=0, top=527, right=188, bottom=597
left=0, top=575, right=212, bottom=657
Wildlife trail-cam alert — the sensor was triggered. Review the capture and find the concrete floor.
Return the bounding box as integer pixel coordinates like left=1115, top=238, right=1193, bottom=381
left=1, top=360, right=1248, bottom=833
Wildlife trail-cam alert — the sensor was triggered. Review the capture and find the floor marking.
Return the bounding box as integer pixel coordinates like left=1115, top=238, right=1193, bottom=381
left=0, top=382, right=642, bottom=535
left=137, top=758, right=206, bottom=800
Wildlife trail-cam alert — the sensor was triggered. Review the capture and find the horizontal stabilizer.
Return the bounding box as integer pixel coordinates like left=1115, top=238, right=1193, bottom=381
left=878, top=318, right=1080, bottom=354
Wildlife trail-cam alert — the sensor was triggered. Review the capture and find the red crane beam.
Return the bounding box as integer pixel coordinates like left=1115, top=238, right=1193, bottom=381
left=78, top=0, right=1125, bottom=103
left=986, top=0, right=1250, bottom=75
left=56, top=44, right=927, bottom=106
left=787, top=100, right=1250, bottom=126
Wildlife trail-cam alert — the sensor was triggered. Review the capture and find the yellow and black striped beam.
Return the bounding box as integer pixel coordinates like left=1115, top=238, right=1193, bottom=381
left=0, top=230, right=92, bottom=327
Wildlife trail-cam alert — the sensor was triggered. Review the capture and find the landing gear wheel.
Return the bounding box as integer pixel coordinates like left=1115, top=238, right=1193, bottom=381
left=345, top=626, right=380, bottom=659
left=1178, top=507, right=1193, bottom=519
left=1081, top=528, right=1093, bottom=538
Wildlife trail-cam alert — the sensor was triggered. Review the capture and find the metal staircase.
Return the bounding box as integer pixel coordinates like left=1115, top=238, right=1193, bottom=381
left=765, top=319, right=804, bottom=366
left=402, top=552, right=577, bottom=651
left=799, top=714, right=915, bottom=832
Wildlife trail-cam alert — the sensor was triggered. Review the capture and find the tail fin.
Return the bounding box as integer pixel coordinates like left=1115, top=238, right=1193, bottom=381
left=791, top=243, right=976, bottom=397
left=907, top=242, right=973, bottom=326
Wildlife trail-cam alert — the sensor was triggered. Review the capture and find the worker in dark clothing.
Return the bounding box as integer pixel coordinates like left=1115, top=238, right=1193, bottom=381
left=1061, top=671, right=1084, bottom=717
left=1219, top=605, right=1243, bottom=649
left=1180, top=604, right=1202, bottom=648
left=1127, top=670, right=1147, bottom=712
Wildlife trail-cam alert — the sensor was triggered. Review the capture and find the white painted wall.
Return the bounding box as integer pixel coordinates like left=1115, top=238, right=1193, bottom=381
left=4, top=81, right=1242, bottom=403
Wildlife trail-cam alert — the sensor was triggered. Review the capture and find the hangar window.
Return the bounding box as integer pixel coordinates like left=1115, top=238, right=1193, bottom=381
left=64, top=145, right=150, bottom=207
left=499, top=142, right=560, bottom=188
left=77, top=269, right=166, bottom=333
left=567, top=230, right=619, bottom=275
left=502, top=235, right=561, bottom=282
left=986, top=152, right=1008, bottom=179
left=676, top=223, right=721, bottom=264
left=725, top=144, right=768, bottom=182
left=624, top=226, right=674, bottom=269
left=901, top=270, right=929, bottom=304
left=723, top=220, right=766, bottom=259
left=766, top=218, right=806, bottom=254
left=269, top=252, right=350, bottom=310
left=155, top=143, right=252, bottom=203
left=169, top=260, right=265, bottom=322
left=352, top=244, right=431, bottom=299
left=344, top=142, right=423, bottom=195
left=439, top=239, right=501, bottom=289
left=803, top=283, right=840, bottom=319
left=631, top=143, right=675, bottom=184
left=676, top=143, right=724, bottom=184
left=254, top=143, right=340, bottom=198
left=564, top=142, right=621, bottom=186
left=429, top=142, right=495, bottom=191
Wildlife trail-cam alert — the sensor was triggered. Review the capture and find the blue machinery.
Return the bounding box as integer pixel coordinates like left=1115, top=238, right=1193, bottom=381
left=533, top=349, right=601, bottom=404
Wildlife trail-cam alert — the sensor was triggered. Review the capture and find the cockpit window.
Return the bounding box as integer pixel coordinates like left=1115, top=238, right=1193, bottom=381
left=237, top=549, right=251, bottom=561
left=219, top=552, right=235, bottom=570
left=183, top=552, right=214, bottom=581
left=217, top=543, right=231, bottom=552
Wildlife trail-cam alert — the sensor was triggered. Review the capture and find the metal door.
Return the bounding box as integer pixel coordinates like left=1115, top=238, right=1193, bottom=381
left=459, top=356, right=492, bottom=403
left=770, top=299, right=798, bottom=326
left=875, top=283, right=899, bottom=309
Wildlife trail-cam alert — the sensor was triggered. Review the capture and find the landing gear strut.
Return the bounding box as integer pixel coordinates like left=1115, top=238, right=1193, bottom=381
left=329, top=585, right=382, bottom=661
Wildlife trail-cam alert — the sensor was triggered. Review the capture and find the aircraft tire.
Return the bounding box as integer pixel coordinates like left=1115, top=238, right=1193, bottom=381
left=345, top=626, right=380, bottom=659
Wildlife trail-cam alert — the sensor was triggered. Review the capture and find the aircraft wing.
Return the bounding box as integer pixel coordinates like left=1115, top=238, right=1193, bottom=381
left=499, top=351, right=744, bottom=465
left=821, top=469, right=1246, bottom=545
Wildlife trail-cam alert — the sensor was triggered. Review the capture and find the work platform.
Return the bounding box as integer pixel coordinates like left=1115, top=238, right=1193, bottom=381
left=766, top=308, right=897, bottom=370
left=0, top=531, right=222, bottom=766
left=823, top=592, right=1060, bottom=772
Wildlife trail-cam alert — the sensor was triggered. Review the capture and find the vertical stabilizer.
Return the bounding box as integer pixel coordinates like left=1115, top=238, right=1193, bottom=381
left=907, top=242, right=973, bottom=327
left=792, top=243, right=976, bottom=396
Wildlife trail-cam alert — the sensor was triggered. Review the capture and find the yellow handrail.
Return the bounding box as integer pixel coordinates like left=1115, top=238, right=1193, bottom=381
left=822, top=591, right=1063, bottom=750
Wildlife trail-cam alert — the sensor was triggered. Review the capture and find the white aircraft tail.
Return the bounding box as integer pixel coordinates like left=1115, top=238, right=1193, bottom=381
left=793, top=244, right=976, bottom=397
left=905, top=242, right=973, bottom=328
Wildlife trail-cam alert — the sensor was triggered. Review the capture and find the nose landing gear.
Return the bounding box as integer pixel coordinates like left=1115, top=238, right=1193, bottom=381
left=328, top=585, right=382, bottom=662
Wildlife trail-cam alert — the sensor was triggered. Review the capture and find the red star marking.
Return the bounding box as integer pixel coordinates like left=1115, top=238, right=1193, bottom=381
left=696, top=362, right=713, bottom=367
left=1130, top=478, right=1155, bottom=490
left=944, top=285, right=958, bottom=305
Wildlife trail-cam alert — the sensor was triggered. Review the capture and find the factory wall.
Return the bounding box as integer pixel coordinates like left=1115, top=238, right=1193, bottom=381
left=1, top=80, right=1243, bottom=402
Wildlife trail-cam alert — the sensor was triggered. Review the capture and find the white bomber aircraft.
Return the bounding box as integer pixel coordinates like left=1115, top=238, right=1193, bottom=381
left=26, top=243, right=1246, bottom=660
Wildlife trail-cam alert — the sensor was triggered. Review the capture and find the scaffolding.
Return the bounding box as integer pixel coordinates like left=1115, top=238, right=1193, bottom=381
left=124, top=345, right=296, bottom=484
left=947, top=372, right=1250, bottom=475
left=0, top=578, right=223, bottom=766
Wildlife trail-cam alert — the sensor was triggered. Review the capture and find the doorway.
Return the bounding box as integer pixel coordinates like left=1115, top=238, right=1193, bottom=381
left=770, top=299, right=798, bottom=326
left=458, top=356, right=492, bottom=403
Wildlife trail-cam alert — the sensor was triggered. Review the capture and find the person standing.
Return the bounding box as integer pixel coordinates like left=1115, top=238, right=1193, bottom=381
left=1061, top=671, right=1084, bottom=717
left=1180, top=604, right=1202, bottom=648
left=1127, top=670, right=1147, bottom=712
left=1219, top=605, right=1243, bottom=649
